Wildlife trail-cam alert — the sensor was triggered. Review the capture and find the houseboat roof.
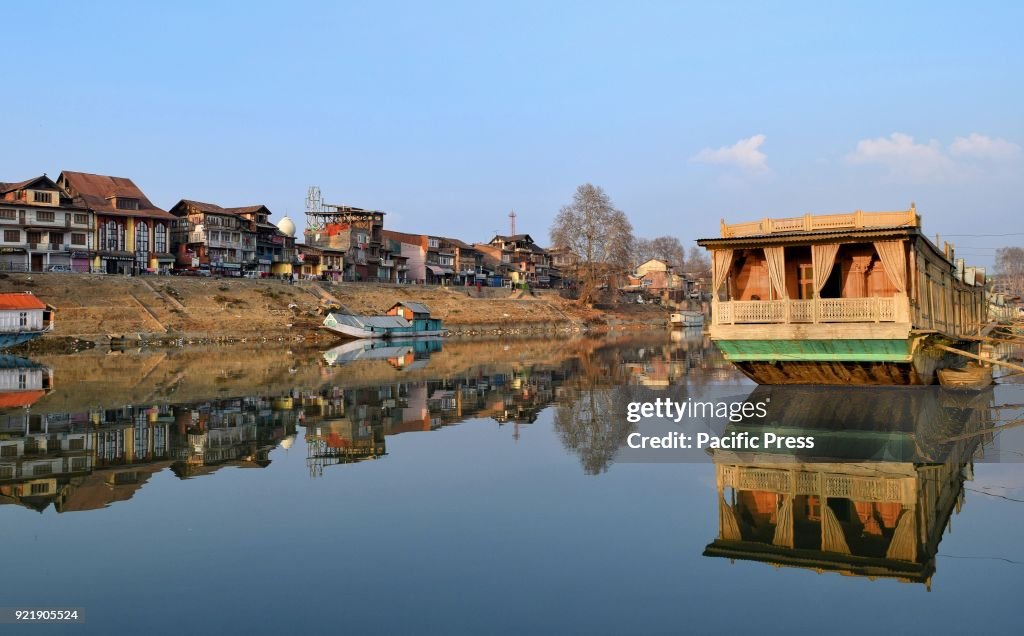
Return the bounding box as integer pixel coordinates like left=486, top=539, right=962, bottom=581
left=0, top=292, right=47, bottom=311
left=328, top=313, right=412, bottom=330
left=391, top=301, right=431, bottom=315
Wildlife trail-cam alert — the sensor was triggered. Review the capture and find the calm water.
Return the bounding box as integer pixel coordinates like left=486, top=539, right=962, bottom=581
left=2, top=334, right=1023, bottom=635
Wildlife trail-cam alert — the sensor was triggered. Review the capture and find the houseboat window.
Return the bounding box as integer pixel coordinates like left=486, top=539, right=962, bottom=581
left=18, top=372, right=26, bottom=388
left=798, top=264, right=814, bottom=299
left=19, top=312, right=27, bottom=327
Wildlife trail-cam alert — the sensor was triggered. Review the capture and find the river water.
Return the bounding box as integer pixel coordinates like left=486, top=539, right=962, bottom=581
left=2, top=333, right=1023, bottom=634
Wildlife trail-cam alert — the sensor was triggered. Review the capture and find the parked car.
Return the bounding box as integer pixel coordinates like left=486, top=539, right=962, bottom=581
left=45, top=264, right=72, bottom=273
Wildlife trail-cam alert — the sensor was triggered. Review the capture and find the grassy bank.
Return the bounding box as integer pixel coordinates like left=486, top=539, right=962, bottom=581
left=0, top=273, right=672, bottom=347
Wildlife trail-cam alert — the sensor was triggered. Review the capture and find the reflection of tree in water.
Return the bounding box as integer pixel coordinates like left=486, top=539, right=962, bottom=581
left=554, top=373, right=638, bottom=475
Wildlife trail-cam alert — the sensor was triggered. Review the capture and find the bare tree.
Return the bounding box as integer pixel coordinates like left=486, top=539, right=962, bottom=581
left=683, top=245, right=711, bottom=276
left=550, top=184, right=634, bottom=302
left=995, top=246, right=1024, bottom=294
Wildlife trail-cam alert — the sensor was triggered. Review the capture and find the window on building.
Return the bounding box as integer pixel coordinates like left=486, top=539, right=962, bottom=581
left=0, top=444, right=16, bottom=457
left=0, top=466, right=12, bottom=479
left=31, top=482, right=49, bottom=494
left=136, top=222, right=149, bottom=254
left=74, top=213, right=88, bottom=224
left=36, top=210, right=55, bottom=222
left=71, top=233, right=86, bottom=246
left=49, top=232, right=62, bottom=246
left=71, top=457, right=87, bottom=471
left=0, top=209, right=15, bottom=220
left=26, top=231, right=41, bottom=245
left=3, top=230, right=19, bottom=242
left=115, top=197, right=139, bottom=210
left=33, top=191, right=53, bottom=203
left=429, top=238, right=439, bottom=248
left=33, top=464, right=49, bottom=476
left=19, top=312, right=27, bottom=327
left=68, top=438, right=85, bottom=451
left=154, top=224, right=167, bottom=253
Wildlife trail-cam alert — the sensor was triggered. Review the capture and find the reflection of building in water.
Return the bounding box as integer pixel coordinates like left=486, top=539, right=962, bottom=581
left=300, top=366, right=567, bottom=475
left=704, top=387, right=994, bottom=586
left=0, top=389, right=298, bottom=512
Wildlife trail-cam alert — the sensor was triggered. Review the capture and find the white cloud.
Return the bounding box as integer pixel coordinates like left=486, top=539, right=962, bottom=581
left=846, top=132, right=1021, bottom=182
left=846, top=133, right=957, bottom=182
left=949, top=133, right=1021, bottom=160
left=692, top=134, right=769, bottom=173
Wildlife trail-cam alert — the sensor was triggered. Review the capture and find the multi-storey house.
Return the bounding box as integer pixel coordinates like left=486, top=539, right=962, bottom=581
left=167, top=200, right=258, bottom=275
left=0, top=175, right=93, bottom=272
left=56, top=171, right=176, bottom=274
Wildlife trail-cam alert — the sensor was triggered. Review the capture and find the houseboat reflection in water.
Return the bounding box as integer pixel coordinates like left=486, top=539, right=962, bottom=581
left=704, top=386, right=996, bottom=587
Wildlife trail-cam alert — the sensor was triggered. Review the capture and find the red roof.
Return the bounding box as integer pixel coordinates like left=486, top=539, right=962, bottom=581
left=0, top=390, right=46, bottom=408
left=0, top=293, right=47, bottom=310
left=59, top=170, right=174, bottom=220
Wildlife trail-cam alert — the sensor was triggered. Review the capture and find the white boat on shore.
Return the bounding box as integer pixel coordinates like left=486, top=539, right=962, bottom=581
left=322, top=301, right=447, bottom=340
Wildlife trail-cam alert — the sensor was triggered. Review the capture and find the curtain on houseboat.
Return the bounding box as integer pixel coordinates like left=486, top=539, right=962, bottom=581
left=885, top=507, right=918, bottom=562
left=719, top=494, right=742, bottom=541
left=874, top=240, right=907, bottom=294
left=772, top=496, right=795, bottom=548
left=764, top=246, right=788, bottom=299
left=811, top=243, right=840, bottom=297
left=712, top=249, right=734, bottom=295
left=820, top=503, right=851, bottom=554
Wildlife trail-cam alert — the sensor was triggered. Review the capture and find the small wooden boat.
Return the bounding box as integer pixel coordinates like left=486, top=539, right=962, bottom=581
left=670, top=311, right=704, bottom=328
left=937, top=364, right=992, bottom=391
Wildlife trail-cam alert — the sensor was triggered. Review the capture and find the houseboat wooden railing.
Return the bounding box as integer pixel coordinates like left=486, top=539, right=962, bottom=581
left=720, top=208, right=919, bottom=238
left=697, top=205, right=987, bottom=384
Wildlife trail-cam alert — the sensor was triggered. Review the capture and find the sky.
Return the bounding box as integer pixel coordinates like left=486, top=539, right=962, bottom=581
left=2, top=1, right=1022, bottom=266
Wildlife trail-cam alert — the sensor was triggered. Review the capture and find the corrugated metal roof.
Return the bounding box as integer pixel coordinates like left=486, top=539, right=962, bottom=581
left=0, top=292, right=47, bottom=310
left=328, top=313, right=411, bottom=329
left=394, top=301, right=431, bottom=315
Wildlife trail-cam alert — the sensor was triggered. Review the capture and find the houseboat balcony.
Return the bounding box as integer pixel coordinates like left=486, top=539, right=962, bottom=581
left=712, top=295, right=910, bottom=326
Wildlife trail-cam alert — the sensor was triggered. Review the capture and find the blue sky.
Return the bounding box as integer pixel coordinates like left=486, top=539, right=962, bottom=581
left=2, top=1, right=1021, bottom=265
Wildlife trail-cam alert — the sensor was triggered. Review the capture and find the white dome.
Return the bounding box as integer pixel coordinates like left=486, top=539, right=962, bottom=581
left=277, top=216, right=296, bottom=237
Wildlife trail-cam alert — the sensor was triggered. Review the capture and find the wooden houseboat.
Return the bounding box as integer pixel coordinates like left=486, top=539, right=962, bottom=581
left=0, top=292, right=55, bottom=350
left=697, top=206, right=987, bottom=384
left=322, top=301, right=446, bottom=340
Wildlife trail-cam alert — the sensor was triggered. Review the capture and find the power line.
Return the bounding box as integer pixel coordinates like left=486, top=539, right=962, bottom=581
left=944, top=232, right=1024, bottom=238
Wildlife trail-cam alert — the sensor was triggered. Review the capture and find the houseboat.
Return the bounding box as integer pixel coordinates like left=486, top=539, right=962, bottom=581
left=697, top=205, right=987, bottom=385
left=322, top=301, right=446, bottom=340
left=0, top=292, right=55, bottom=350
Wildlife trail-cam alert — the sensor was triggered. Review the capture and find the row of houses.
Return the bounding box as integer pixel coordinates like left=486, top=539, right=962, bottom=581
left=1, top=170, right=698, bottom=292
left=0, top=172, right=302, bottom=276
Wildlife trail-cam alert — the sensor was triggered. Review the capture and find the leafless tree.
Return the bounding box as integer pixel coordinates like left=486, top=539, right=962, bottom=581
left=634, top=235, right=686, bottom=268
left=683, top=245, right=711, bottom=277
left=550, top=184, right=634, bottom=302
left=995, top=246, right=1024, bottom=294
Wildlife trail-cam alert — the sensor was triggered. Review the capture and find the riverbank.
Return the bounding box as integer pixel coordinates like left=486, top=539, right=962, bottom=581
left=0, top=273, right=674, bottom=351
